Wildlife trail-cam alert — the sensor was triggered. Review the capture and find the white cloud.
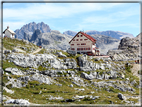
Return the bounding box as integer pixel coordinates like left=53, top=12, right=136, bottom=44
left=3, top=3, right=125, bottom=21
left=2, top=2, right=140, bottom=35
left=81, top=4, right=139, bottom=28
left=3, top=21, right=26, bottom=31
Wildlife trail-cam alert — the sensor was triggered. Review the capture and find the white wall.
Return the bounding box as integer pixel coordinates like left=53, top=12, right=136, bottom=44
left=70, top=32, right=96, bottom=54
left=4, top=30, right=15, bottom=38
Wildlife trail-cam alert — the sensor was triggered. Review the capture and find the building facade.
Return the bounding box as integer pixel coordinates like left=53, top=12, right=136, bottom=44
left=69, top=31, right=100, bottom=56
left=3, top=26, right=15, bottom=39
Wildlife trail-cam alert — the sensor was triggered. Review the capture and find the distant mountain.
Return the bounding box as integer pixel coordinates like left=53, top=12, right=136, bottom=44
left=90, top=34, right=120, bottom=54
left=14, top=22, right=51, bottom=39
left=63, top=30, right=134, bottom=40
left=63, top=30, right=77, bottom=36
left=15, top=22, right=135, bottom=54
left=25, top=29, right=72, bottom=50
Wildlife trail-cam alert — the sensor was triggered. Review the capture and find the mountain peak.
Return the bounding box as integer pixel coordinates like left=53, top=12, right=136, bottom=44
left=14, top=22, right=51, bottom=39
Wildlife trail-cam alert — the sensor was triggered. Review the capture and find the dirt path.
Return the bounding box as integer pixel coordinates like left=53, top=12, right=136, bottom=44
left=131, top=64, right=140, bottom=77
left=31, top=48, right=42, bottom=54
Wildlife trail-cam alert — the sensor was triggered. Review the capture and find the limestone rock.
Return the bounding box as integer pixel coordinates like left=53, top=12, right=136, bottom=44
left=118, top=93, right=126, bottom=100
left=5, top=99, right=30, bottom=105
left=80, top=72, right=94, bottom=80
left=5, top=68, right=24, bottom=75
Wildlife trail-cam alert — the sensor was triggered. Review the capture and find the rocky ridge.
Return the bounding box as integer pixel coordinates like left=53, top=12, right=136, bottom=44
left=107, top=33, right=141, bottom=61
left=63, top=30, right=134, bottom=40
left=14, top=22, right=122, bottom=54
left=2, top=37, right=140, bottom=106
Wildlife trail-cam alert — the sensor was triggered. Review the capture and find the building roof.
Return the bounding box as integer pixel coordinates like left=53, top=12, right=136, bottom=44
left=69, top=31, right=96, bottom=43
left=3, top=26, right=16, bottom=35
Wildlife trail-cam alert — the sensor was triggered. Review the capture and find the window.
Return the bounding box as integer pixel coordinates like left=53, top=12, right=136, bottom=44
left=93, top=43, right=96, bottom=45
left=73, top=39, right=75, bottom=41
left=71, top=44, right=74, bottom=46
left=71, top=48, right=75, bottom=50
left=81, top=43, right=86, bottom=45
left=77, top=48, right=80, bottom=50
left=84, top=39, right=88, bottom=41
left=81, top=35, right=83, bottom=37
left=77, top=44, right=80, bottom=45
left=80, top=39, right=82, bottom=41
left=76, top=39, right=78, bottom=41
left=77, top=35, right=79, bottom=37
left=84, top=48, right=86, bottom=50
left=88, top=48, right=90, bottom=50
left=81, top=48, right=83, bottom=50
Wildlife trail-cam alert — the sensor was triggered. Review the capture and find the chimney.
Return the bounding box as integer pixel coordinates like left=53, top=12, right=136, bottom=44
left=7, top=26, right=9, bottom=29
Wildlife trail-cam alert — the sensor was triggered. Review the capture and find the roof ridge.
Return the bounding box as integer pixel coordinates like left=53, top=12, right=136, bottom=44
left=69, top=31, right=96, bottom=43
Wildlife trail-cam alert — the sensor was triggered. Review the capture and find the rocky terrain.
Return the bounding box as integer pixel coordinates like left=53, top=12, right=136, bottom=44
left=107, top=33, right=141, bottom=61
left=63, top=30, right=134, bottom=40
left=14, top=22, right=122, bottom=54
left=2, top=37, right=141, bottom=106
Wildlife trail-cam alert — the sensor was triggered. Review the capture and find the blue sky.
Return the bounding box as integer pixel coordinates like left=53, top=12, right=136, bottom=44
left=2, top=1, right=140, bottom=37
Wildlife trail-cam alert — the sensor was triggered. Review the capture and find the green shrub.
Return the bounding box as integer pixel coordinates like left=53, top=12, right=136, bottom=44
left=138, top=70, right=142, bottom=75
left=29, top=81, right=40, bottom=86
left=32, top=91, right=40, bottom=94
left=47, top=90, right=56, bottom=93
left=83, top=97, right=92, bottom=101
left=125, top=63, right=133, bottom=73
left=6, top=84, right=12, bottom=89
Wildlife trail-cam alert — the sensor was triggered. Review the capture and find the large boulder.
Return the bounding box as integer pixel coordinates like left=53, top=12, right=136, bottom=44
left=5, top=68, right=24, bottom=75
left=56, top=52, right=67, bottom=58
left=4, top=50, right=11, bottom=54
left=80, top=72, right=94, bottom=80
left=30, top=73, right=54, bottom=84
left=5, top=99, right=30, bottom=105
left=6, top=53, right=56, bottom=68
left=117, top=93, right=126, bottom=100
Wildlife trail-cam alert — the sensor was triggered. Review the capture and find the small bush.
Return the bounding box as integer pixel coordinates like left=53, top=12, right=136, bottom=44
left=138, top=70, right=142, bottom=75
left=125, top=63, right=132, bottom=73
left=83, top=97, right=92, bottom=101
left=6, top=84, right=12, bottom=89
left=47, top=90, right=56, bottom=93
left=32, top=91, right=40, bottom=94
left=29, top=81, right=40, bottom=86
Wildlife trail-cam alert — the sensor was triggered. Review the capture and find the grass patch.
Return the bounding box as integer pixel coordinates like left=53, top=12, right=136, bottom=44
left=3, top=37, right=38, bottom=53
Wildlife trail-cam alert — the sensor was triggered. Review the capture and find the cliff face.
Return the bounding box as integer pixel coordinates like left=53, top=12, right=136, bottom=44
left=107, top=33, right=141, bottom=60
left=14, top=22, right=51, bottom=39
left=28, top=30, right=72, bottom=50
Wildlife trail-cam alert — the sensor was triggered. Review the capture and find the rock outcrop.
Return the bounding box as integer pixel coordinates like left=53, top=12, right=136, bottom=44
left=107, top=33, right=141, bottom=61
left=15, top=22, right=51, bottom=39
